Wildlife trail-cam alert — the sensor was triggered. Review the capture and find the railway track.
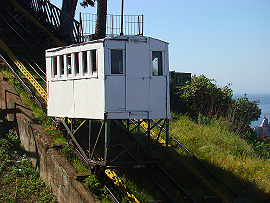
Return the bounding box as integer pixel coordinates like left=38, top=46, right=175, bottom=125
left=130, top=119, right=206, bottom=202
left=144, top=119, right=246, bottom=202
left=155, top=166, right=196, bottom=203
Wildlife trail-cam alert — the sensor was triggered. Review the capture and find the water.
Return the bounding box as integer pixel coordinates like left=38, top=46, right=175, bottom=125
left=234, top=93, right=270, bottom=127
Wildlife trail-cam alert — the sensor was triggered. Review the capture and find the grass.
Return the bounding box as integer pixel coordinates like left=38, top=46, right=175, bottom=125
left=0, top=114, right=58, bottom=203
left=0, top=66, right=112, bottom=202
left=2, top=64, right=269, bottom=202
left=169, top=113, right=270, bottom=202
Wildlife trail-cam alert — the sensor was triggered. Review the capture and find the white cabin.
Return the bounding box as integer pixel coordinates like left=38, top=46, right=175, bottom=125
left=46, top=36, right=170, bottom=120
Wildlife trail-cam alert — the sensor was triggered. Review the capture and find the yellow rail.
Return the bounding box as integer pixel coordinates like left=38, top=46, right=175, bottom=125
left=105, top=169, right=140, bottom=203
left=0, top=38, right=47, bottom=101
left=140, top=119, right=168, bottom=146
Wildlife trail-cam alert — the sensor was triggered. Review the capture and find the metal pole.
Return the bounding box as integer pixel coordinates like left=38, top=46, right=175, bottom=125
left=120, top=0, right=124, bottom=36
left=142, top=15, right=144, bottom=36
left=79, top=12, right=83, bottom=42
left=166, top=119, right=169, bottom=160
left=89, top=120, right=91, bottom=159
left=148, top=119, right=150, bottom=150
left=127, top=119, right=130, bottom=131
left=105, top=119, right=110, bottom=163
left=137, top=119, right=140, bottom=160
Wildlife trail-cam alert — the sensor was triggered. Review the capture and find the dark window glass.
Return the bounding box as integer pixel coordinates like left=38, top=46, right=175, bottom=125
left=82, top=51, right=88, bottom=75
left=52, top=56, right=57, bottom=77
left=59, top=55, right=64, bottom=75
left=91, top=50, right=97, bottom=73
left=111, top=50, right=123, bottom=74
left=152, top=51, right=163, bottom=76
left=67, top=54, right=72, bottom=75
left=74, top=52, right=79, bottom=75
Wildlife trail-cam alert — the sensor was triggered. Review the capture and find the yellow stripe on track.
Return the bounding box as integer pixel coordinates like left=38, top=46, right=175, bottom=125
left=140, top=119, right=168, bottom=146
left=0, top=38, right=47, bottom=101
left=105, top=169, right=140, bottom=203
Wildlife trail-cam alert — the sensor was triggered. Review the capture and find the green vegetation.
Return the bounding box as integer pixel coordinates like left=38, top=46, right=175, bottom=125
left=2, top=64, right=270, bottom=202
left=172, top=75, right=261, bottom=134
left=172, top=74, right=270, bottom=160
left=0, top=66, right=111, bottom=202
left=170, top=114, right=270, bottom=202
left=0, top=110, right=57, bottom=202
left=169, top=74, right=270, bottom=201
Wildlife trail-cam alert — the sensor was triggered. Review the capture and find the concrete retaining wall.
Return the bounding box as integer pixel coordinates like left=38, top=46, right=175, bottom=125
left=0, top=72, right=98, bottom=203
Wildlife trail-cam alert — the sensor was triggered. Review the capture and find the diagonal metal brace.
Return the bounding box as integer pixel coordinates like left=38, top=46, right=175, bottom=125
left=60, top=118, right=89, bottom=160
left=114, top=120, right=151, bottom=152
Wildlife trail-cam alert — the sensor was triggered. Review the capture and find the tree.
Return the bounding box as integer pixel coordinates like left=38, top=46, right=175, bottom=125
left=62, top=0, right=107, bottom=40
left=174, top=75, right=261, bottom=134
left=227, top=96, right=261, bottom=134
left=175, top=75, right=232, bottom=118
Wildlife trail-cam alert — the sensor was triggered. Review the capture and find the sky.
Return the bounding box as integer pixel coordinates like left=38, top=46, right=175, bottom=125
left=51, top=0, right=270, bottom=94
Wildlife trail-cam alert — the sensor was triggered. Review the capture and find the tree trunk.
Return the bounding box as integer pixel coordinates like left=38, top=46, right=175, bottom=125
left=60, top=0, right=78, bottom=43
left=94, top=0, right=107, bottom=39
left=61, top=0, right=78, bottom=18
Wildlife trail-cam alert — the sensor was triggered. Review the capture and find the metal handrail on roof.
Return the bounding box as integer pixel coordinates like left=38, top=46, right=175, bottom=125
left=80, top=13, right=143, bottom=41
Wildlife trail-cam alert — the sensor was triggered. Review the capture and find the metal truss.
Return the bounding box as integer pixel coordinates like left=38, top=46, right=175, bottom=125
left=60, top=117, right=169, bottom=169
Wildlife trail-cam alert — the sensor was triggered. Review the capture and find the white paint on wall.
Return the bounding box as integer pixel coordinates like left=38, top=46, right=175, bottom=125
left=46, top=36, right=171, bottom=120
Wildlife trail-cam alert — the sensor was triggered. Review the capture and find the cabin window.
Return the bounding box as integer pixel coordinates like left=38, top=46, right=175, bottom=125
left=82, top=51, right=88, bottom=75
left=152, top=51, right=163, bottom=76
left=59, top=55, right=64, bottom=76
left=91, top=50, right=97, bottom=73
left=52, top=56, right=57, bottom=78
left=67, top=54, right=72, bottom=75
left=111, top=50, right=123, bottom=74
left=74, top=52, right=79, bottom=75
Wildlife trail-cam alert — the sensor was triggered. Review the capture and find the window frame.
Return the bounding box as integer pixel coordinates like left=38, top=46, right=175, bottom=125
left=90, top=49, right=97, bottom=76
left=81, top=51, right=88, bottom=76
left=50, top=49, right=99, bottom=80
left=58, top=55, right=65, bottom=78
left=74, top=52, right=80, bottom=76
left=67, top=53, right=72, bottom=77
left=152, top=51, right=163, bottom=76
left=52, top=56, right=57, bottom=78
left=110, top=49, right=124, bottom=75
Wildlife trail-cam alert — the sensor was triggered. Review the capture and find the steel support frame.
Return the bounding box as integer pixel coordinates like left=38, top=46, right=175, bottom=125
left=60, top=117, right=169, bottom=168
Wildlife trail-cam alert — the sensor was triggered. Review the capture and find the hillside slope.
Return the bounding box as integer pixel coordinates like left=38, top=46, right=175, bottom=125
left=169, top=114, right=270, bottom=202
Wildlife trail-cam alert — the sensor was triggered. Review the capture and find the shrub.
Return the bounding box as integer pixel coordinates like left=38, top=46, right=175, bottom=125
left=172, top=75, right=261, bottom=135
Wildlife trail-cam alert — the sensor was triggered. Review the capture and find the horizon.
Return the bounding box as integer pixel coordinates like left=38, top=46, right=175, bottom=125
left=51, top=0, right=270, bottom=94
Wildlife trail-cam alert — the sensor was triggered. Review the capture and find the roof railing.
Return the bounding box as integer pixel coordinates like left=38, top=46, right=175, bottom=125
left=80, top=13, right=143, bottom=41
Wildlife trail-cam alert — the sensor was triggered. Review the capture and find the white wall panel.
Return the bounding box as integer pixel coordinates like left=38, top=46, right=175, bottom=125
left=149, top=77, right=166, bottom=119
left=126, top=78, right=149, bottom=111
left=105, top=76, right=125, bottom=112
left=126, top=42, right=150, bottom=76
left=74, top=79, right=104, bottom=119
left=47, top=80, right=74, bottom=117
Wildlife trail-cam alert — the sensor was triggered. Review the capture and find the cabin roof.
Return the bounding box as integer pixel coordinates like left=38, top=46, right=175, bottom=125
left=46, top=35, right=169, bottom=53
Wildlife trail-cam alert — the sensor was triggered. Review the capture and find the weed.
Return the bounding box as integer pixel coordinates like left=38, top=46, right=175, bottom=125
left=170, top=114, right=270, bottom=202
left=0, top=114, right=57, bottom=203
